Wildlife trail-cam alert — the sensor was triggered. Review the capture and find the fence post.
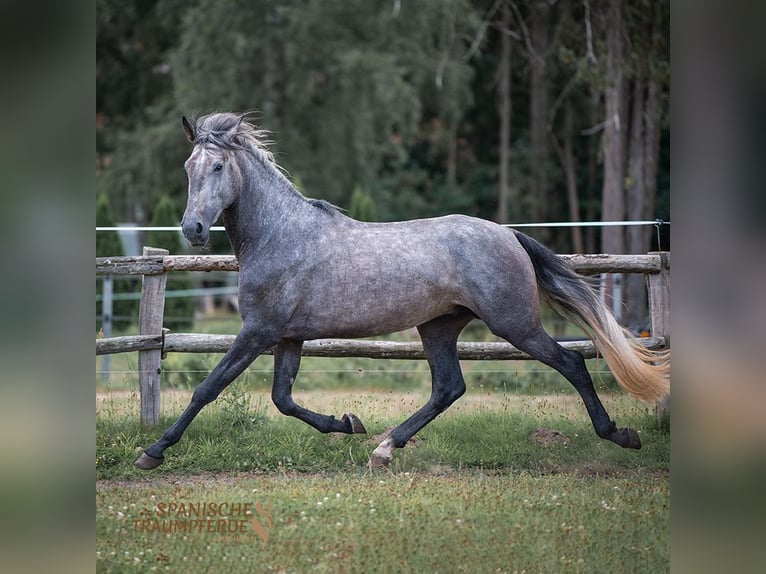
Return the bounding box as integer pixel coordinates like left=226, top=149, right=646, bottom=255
left=101, top=275, right=113, bottom=383
left=647, top=251, right=670, bottom=426
left=138, top=247, right=168, bottom=426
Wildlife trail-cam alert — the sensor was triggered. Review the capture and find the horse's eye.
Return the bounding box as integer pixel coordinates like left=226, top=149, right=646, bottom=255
left=213, top=163, right=223, bottom=172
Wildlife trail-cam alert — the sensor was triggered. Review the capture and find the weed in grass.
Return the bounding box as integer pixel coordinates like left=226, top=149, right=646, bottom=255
left=218, top=382, right=269, bottom=430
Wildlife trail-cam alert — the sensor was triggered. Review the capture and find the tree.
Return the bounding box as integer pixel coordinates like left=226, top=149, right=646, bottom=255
left=96, top=192, right=138, bottom=330
left=97, top=0, right=189, bottom=220
left=496, top=0, right=513, bottom=224
left=623, top=0, right=669, bottom=329
left=99, top=1, right=480, bottom=224
left=95, top=0, right=670, bottom=268
left=599, top=0, right=627, bottom=319
left=528, top=0, right=553, bottom=243
left=600, top=0, right=626, bottom=255
left=348, top=186, right=377, bottom=222
left=146, top=195, right=196, bottom=330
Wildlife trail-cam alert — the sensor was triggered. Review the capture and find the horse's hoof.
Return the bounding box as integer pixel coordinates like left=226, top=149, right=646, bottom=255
left=368, top=437, right=394, bottom=467
left=368, top=452, right=391, bottom=467
left=342, top=413, right=367, bottom=434
left=611, top=427, right=642, bottom=450
left=134, top=452, right=164, bottom=470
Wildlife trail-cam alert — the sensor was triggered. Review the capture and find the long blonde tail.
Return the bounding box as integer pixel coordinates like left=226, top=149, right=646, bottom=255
left=514, top=231, right=669, bottom=403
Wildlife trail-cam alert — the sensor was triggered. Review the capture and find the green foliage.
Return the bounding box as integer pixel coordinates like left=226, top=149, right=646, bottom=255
left=147, top=194, right=196, bottom=330
left=98, top=0, right=483, bottom=222
left=160, top=353, right=214, bottom=389
left=99, top=112, right=190, bottom=221
left=97, top=2, right=671, bottom=238
left=96, top=193, right=123, bottom=257
left=348, top=185, right=376, bottom=221
left=96, top=192, right=138, bottom=330
left=218, top=382, right=270, bottom=430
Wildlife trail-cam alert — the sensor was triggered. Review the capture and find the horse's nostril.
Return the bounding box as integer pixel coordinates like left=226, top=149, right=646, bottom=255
left=195, top=222, right=203, bottom=235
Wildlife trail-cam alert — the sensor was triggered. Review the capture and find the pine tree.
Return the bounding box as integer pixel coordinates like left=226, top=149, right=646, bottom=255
left=146, top=194, right=196, bottom=330
left=96, top=192, right=138, bottom=331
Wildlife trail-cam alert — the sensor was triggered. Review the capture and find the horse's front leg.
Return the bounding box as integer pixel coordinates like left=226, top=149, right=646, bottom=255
left=271, top=339, right=366, bottom=434
left=134, top=324, right=275, bottom=470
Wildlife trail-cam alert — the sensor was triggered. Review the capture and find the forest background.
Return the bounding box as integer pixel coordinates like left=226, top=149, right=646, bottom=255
left=96, top=0, right=669, bottom=329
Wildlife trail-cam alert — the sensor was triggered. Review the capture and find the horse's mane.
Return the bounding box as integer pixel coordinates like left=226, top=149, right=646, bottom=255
left=191, top=112, right=344, bottom=216
left=192, top=112, right=276, bottom=164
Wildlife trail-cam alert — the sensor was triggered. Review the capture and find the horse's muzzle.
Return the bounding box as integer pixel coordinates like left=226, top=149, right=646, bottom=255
left=181, top=217, right=209, bottom=246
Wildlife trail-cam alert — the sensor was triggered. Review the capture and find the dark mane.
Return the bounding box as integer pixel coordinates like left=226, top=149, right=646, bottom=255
left=308, top=198, right=344, bottom=216
left=191, top=113, right=344, bottom=214
left=192, top=112, right=276, bottom=163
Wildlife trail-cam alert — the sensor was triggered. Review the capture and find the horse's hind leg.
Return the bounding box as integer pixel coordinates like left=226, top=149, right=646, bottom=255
left=271, top=339, right=366, bottom=434
left=370, top=310, right=474, bottom=466
left=488, top=321, right=641, bottom=449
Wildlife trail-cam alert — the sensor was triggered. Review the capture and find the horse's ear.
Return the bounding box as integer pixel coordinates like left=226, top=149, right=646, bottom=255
left=226, top=116, right=245, bottom=145
left=182, top=116, right=195, bottom=143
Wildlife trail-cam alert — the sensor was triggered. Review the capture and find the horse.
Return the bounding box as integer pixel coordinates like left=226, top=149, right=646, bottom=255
left=134, top=112, right=669, bottom=471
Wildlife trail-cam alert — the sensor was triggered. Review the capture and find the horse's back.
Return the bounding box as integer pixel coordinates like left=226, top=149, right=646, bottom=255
left=277, top=214, right=536, bottom=339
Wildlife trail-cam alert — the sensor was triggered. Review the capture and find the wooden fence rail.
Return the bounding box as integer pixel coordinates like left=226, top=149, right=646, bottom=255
left=96, top=251, right=670, bottom=425
left=96, top=332, right=666, bottom=360
left=96, top=253, right=663, bottom=276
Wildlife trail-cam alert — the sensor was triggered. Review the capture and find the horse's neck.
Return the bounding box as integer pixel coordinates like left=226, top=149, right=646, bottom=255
left=224, top=156, right=314, bottom=258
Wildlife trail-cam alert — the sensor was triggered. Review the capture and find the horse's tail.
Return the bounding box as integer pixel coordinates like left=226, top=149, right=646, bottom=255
left=514, top=231, right=670, bottom=403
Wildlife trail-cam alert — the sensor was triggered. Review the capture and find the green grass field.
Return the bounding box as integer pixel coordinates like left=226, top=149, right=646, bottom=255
left=97, top=311, right=668, bottom=572
left=98, top=471, right=668, bottom=573
left=97, top=385, right=669, bottom=573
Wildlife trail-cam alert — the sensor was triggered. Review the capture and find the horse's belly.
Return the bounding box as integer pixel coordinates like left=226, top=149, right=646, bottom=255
left=284, top=285, right=458, bottom=340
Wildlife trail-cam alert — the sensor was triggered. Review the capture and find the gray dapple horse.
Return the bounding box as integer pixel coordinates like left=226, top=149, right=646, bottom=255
left=135, top=112, right=669, bottom=470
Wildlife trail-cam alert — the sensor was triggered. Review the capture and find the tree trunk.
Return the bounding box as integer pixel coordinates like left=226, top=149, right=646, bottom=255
left=563, top=103, right=583, bottom=253
left=601, top=0, right=626, bottom=316
left=625, top=75, right=647, bottom=329
left=496, top=1, right=512, bottom=224
left=643, top=75, right=661, bottom=247
left=585, top=86, right=600, bottom=253
left=550, top=100, right=583, bottom=253
left=447, top=125, right=457, bottom=195
left=529, top=1, right=550, bottom=241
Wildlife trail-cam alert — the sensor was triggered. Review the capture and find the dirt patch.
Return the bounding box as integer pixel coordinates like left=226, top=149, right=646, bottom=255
left=96, top=470, right=272, bottom=492
left=530, top=427, right=570, bottom=445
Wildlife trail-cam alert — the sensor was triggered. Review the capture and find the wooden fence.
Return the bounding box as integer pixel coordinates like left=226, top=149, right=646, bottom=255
left=96, top=250, right=670, bottom=425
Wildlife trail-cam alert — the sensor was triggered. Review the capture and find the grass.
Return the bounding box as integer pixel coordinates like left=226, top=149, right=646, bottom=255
left=97, top=313, right=667, bottom=572
left=98, top=472, right=668, bottom=573
left=97, top=387, right=667, bottom=479
left=97, top=387, right=669, bottom=573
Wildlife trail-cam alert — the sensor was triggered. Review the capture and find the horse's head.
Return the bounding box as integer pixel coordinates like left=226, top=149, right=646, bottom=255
left=180, top=114, right=245, bottom=246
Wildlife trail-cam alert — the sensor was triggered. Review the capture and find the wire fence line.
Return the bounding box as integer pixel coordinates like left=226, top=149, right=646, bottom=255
left=96, top=220, right=670, bottom=303
left=97, top=285, right=238, bottom=302
left=95, top=367, right=616, bottom=375
left=97, top=219, right=670, bottom=232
